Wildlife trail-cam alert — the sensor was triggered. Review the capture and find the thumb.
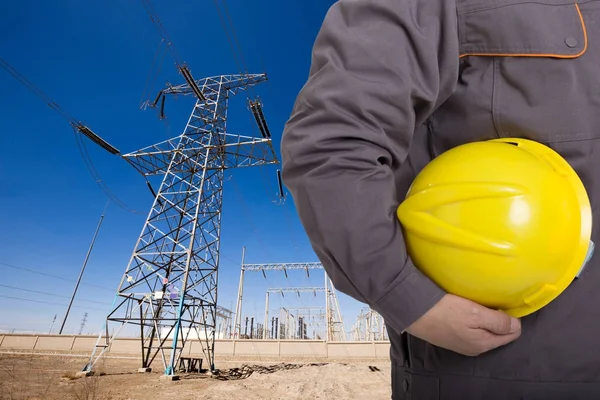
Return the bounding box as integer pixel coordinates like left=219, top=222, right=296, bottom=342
left=477, top=308, right=521, bottom=335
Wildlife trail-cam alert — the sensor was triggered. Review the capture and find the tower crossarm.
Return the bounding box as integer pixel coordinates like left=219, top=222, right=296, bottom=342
left=267, top=287, right=325, bottom=294
left=163, top=74, right=268, bottom=97
left=123, top=132, right=278, bottom=177
left=212, top=132, right=279, bottom=169
left=125, top=73, right=275, bottom=177
left=122, top=136, right=184, bottom=176
left=244, top=262, right=323, bottom=272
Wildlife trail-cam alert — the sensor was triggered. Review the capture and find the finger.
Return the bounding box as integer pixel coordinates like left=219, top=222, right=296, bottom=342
left=475, top=307, right=521, bottom=335
left=481, top=328, right=522, bottom=353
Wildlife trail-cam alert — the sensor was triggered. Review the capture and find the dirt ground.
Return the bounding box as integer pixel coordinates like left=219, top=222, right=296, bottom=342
left=0, top=352, right=391, bottom=400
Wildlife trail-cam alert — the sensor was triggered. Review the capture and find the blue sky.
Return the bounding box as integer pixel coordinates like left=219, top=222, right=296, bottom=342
left=0, top=0, right=370, bottom=338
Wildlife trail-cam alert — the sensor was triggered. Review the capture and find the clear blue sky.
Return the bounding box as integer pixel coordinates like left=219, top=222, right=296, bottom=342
left=0, top=0, right=370, bottom=337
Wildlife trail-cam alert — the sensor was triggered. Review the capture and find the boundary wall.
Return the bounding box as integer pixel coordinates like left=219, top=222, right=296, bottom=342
left=0, top=334, right=391, bottom=360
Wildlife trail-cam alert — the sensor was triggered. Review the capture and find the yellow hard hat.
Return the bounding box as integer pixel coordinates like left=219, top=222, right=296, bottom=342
left=397, top=138, right=592, bottom=318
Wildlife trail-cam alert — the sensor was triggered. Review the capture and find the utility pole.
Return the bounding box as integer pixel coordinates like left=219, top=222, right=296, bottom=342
left=228, top=301, right=234, bottom=338
left=84, top=74, right=278, bottom=376
left=234, top=247, right=246, bottom=338
left=60, top=203, right=108, bottom=334
left=325, top=272, right=330, bottom=341
left=263, top=291, right=269, bottom=339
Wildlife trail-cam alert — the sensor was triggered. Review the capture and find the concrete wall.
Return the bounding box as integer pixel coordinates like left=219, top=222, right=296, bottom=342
left=0, top=334, right=390, bottom=360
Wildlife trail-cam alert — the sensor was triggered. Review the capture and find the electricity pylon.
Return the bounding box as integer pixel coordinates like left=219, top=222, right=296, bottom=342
left=84, top=74, right=278, bottom=376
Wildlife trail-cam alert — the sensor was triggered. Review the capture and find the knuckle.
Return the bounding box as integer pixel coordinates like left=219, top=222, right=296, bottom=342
left=468, top=307, right=483, bottom=327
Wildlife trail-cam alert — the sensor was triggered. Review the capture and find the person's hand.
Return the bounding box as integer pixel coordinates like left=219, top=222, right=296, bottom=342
left=405, top=294, right=522, bottom=356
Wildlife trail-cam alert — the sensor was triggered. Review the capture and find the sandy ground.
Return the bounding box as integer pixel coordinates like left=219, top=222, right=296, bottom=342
left=0, top=352, right=391, bottom=400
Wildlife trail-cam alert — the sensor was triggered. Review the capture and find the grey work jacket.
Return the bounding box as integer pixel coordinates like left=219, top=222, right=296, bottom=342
left=281, top=0, right=600, bottom=399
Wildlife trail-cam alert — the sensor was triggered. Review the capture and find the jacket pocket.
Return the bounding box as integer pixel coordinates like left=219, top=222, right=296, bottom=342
left=456, top=1, right=600, bottom=144
left=458, top=1, right=586, bottom=58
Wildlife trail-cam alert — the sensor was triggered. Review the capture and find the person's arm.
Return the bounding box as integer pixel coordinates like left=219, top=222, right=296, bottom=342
left=281, top=0, right=458, bottom=332
left=282, top=0, right=522, bottom=354
left=280, top=0, right=460, bottom=333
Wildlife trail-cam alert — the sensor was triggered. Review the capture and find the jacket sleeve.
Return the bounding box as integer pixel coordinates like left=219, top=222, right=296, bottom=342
left=280, top=0, right=460, bottom=333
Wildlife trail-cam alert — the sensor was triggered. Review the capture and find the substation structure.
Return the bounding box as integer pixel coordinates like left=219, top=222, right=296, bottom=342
left=351, top=307, right=388, bottom=341
left=261, top=306, right=326, bottom=340
left=233, top=248, right=347, bottom=342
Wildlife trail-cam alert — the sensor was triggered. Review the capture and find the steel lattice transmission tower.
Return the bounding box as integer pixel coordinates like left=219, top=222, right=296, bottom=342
left=84, top=74, right=278, bottom=376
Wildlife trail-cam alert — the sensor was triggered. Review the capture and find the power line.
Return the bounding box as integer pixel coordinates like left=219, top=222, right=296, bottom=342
left=0, top=261, right=115, bottom=292
left=0, top=295, right=107, bottom=312
left=212, top=0, right=246, bottom=74
left=140, top=0, right=183, bottom=66
left=0, top=56, right=140, bottom=214
left=0, top=56, right=76, bottom=122
left=72, top=129, right=142, bottom=214
left=140, top=0, right=206, bottom=102
left=140, top=38, right=167, bottom=109
left=211, top=0, right=264, bottom=110
left=221, top=0, right=249, bottom=71
left=0, top=283, right=111, bottom=306
left=0, top=57, right=119, bottom=153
